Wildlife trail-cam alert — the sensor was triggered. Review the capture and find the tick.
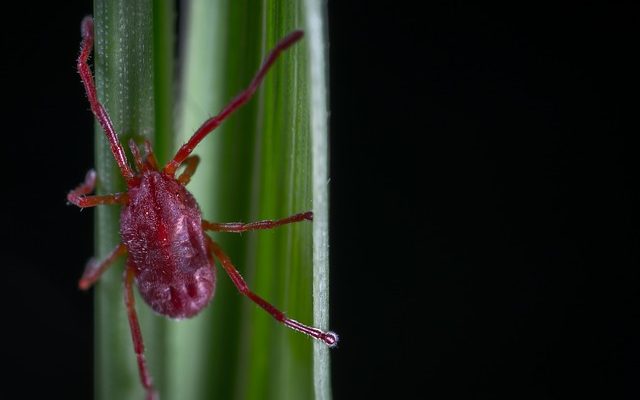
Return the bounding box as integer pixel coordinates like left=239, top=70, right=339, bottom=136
left=69, top=16, right=338, bottom=400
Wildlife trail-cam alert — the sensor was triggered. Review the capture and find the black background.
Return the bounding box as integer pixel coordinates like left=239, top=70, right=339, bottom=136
left=1, top=1, right=638, bottom=399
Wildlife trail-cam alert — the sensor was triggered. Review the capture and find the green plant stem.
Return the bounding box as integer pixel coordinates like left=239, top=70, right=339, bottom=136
left=303, top=1, right=333, bottom=398
left=93, top=1, right=173, bottom=399
left=175, top=2, right=332, bottom=399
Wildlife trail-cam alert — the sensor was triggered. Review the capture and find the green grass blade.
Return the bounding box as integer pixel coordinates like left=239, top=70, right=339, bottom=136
left=174, top=1, right=332, bottom=399
left=304, top=1, right=333, bottom=399
left=243, top=3, right=314, bottom=398
left=169, top=1, right=247, bottom=398
left=93, top=1, right=174, bottom=399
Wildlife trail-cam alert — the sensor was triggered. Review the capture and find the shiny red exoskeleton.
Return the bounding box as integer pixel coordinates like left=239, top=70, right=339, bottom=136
left=68, top=16, right=337, bottom=400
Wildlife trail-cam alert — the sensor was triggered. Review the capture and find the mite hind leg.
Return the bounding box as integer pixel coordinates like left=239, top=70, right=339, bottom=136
left=67, top=169, right=128, bottom=208
left=206, top=236, right=338, bottom=347
left=78, top=243, right=127, bottom=290
left=124, top=265, right=158, bottom=400
left=202, top=211, right=312, bottom=233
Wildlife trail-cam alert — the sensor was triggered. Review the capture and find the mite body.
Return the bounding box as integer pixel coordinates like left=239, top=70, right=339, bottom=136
left=121, top=170, right=215, bottom=319
left=68, top=16, right=337, bottom=400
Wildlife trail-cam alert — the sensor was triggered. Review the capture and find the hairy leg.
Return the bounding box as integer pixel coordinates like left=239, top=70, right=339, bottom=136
left=176, top=155, right=200, bottom=185
left=143, top=140, right=159, bottom=171
left=207, top=236, right=338, bottom=346
left=124, top=265, right=158, bottom=400
left=202, top=211, right=312, bottom=233
left=128, top=139, right=146, bottom=172
left=67, top=169, right=128, bottom=208
left=78, top=243, right=127, bottom=290
left=164, top=30, right=304, bottom=176
left=77, top=16, right=134, bottom=182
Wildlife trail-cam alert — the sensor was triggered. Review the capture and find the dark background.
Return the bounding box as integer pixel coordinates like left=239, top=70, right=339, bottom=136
left=1, top=1, right=638, bottom=399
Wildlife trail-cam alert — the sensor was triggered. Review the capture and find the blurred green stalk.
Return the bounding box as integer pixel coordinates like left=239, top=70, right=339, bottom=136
left=93, top=1, right=172, bottom=399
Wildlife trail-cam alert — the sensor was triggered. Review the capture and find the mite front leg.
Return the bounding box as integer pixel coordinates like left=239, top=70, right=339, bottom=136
left=206, top=236, right=338, bottom=347
left=77, top=16, right=134, bottom=182
left=127, top=139, right=160, bottom=172
left=124, top=265, right=158, bottom=400
left=78, top=243, right=127, bottom=290
left=176, top=155, right=200, bottom=185
left=163, top=30, right=304, bottom=176
left=202, top=211, right=312, bottom=233
left=143, top=140, right=159, bottom=171
left=67, top=169, right=129, bottom=208
left=128, top=139, right=146, bottom=173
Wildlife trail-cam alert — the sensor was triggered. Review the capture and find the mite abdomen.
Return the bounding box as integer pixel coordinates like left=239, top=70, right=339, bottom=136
left=121, top=171, right=216, bottom=319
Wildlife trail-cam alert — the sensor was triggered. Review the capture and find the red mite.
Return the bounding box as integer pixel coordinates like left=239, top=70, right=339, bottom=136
left=68, top=16, right=338, bottom=400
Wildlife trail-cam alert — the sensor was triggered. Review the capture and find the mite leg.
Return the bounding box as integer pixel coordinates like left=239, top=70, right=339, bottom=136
left=124, top=265, right=158, bottom=400
left=67, top=169, right=129, bottom=208
left=128, top=139, right=146, bottom=172
left=163, top=30, right=304, bottom=176
left=206, top=237, right=338, bottom=347
left=78, top=243, right=127, bottom=290
left=143, top=140, right=159, bottom=171
left=176, top=156, right=200, bottom=185
left=78, top=16, right=134, bottom=182
left=203, top=211, right=312, bottom=233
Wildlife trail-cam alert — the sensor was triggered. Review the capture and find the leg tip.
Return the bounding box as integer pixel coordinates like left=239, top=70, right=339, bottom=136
left=78, top=278, right=92, bottom=291
left=66, top=193, right=81, bottom=207
left=81, top=16, right=94, bottom=37
left=322, top=331, right=339, bottom=347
